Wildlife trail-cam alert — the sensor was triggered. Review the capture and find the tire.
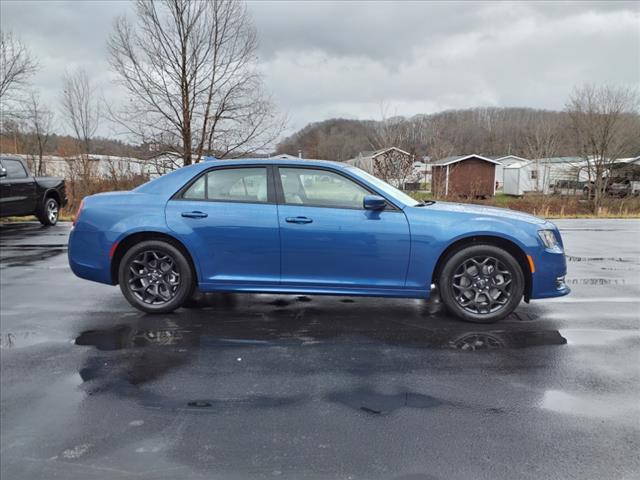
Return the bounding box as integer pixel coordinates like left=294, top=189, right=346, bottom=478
left=118, top=240, right=194, bottom=314
left=438, top=244, right=524, bottom=323
left=38, top=197, right=59, bottom=226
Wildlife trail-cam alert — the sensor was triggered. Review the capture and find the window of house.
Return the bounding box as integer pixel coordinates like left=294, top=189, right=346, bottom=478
left=530, top=170, right=538, bottom=180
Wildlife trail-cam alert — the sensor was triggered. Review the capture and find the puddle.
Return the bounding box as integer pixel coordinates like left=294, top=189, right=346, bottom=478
left=327, top=387, right=447, bottom=415
left=565, top=255, right=635, bottom=263
left=76, top=325, right=200, bottom=350
left=268, top=299, right=291, bottom=307
left=74, top=321, right=567, bottom=353
left=449, top=330, right=566, bottom=351
left=564, top=278, right=627, bottom=286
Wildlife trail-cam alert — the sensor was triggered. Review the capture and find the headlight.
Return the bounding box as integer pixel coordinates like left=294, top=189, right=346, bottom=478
left=538, top=229, right=559, bottom=249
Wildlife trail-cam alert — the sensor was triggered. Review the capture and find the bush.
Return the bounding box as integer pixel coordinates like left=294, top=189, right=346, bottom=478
left=408, top=191, right=640, bottom=217
left=63, top=174, right=149, bottom=216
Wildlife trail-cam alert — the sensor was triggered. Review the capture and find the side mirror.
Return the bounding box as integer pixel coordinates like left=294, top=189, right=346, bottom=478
left=0, top=167, right=7, bottom=178
left=363, top=194, right=386, bottom=210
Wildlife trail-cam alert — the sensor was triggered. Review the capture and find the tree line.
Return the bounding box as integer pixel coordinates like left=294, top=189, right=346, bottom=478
left=276, top=105, right=639, bottom=164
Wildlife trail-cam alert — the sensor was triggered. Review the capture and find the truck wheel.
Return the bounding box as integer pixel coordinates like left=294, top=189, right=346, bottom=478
left=38, top=197, right=59, bottom=226
left=118, top=240, right=194, bottom=314
left=438, top=244, right=524, bottom=323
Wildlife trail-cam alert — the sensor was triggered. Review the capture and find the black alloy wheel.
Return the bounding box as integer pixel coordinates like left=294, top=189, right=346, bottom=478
left=451, top=255, right=513, bottom=314
left=438, top=244, right=524, bottom=323
left=128, top=250, right=181, bottom=305
left=118, top=240, right=194, bottom=313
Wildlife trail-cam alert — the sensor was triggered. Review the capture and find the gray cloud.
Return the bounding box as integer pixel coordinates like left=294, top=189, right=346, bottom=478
left=1, top=0, right=638, bottom=140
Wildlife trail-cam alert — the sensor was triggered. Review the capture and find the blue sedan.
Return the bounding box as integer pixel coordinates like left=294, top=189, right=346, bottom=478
left=68, top=158, right=569, bottom=322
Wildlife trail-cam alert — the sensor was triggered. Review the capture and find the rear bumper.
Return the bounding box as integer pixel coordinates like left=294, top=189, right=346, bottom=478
left=68, top=228, right=113, bottom=285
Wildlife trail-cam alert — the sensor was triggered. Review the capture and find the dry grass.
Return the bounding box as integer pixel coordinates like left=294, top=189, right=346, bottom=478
left=61, top=175, right=149, bottom=216
left=410, top=192, right=640, bottom=218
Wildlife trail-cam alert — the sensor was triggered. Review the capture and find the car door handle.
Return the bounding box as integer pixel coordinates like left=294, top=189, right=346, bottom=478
left=285, top=216, right=313, bottom=224
left=181, top=211, right=208, bottom=219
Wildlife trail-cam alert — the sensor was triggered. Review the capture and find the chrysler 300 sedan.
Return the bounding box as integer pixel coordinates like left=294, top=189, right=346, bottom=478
left=68, top=158, right=570, bottom=322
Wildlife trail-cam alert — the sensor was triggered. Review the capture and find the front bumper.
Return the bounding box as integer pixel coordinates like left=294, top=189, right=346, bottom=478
left=529, top=247, right=570, bottom=299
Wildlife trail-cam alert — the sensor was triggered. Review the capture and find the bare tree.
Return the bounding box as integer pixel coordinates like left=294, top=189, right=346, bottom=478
left=0, top=30, right=38, bottom=103
left=566, top=84, right=640, bottom=212
left=24, top=91, right=54, bottom=175
left=108, top=0, right=284, bottom=166
left=371, top=148, right=414, bottom=189
left=368, top=104, right=417, bottom=187
left=524, top=114, right=563, bottom=192
left=61, top=68, right=101, bottom=178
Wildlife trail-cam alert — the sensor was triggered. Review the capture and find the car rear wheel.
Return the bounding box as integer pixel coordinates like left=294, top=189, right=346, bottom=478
left=38, top=197, right=59, bottom=226
left=118, top=240, right=194, bottom=314
left=438, top=244, right=524, bottom=323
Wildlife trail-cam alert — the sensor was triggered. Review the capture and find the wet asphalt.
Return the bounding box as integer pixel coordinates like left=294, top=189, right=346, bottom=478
left=0, top=219, right=639, bottom=480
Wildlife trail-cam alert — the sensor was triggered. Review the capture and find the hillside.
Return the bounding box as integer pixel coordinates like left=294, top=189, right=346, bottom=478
left=276, top=107, right=584, bottom=161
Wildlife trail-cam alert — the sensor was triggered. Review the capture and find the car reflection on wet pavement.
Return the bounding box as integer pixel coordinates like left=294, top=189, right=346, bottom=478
left=1, top=220, right=639, bottom=480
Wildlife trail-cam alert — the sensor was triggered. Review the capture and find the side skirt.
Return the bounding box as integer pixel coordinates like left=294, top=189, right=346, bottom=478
left=198, top=282, right=430, bottom=299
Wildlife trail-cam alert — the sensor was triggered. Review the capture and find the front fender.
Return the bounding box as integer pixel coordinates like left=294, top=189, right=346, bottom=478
left=404, top=208, right=540, bottom=290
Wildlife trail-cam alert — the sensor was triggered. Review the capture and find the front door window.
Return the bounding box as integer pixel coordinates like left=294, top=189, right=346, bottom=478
left=279, top=168, right=369, bottom=209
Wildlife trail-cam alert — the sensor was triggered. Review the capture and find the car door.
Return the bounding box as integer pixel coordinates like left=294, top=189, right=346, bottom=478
left=165, top=165, right=281, bottom=287
left=0, top=159, right=37, bottom=216
left=275, top=166, right=411, bottom=290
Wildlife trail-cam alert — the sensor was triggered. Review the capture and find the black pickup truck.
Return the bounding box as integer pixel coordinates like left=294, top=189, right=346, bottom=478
left=0, top=156, right=67, bottom=226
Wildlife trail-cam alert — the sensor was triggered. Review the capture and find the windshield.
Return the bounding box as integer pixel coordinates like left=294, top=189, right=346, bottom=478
left=347, top=166, right=421, bottom=207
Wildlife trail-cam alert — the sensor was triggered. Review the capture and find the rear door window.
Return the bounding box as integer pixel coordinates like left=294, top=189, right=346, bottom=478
left=182, top=167, right=269, bottom=203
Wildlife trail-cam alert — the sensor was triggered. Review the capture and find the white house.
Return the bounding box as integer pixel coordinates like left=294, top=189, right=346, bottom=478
left=10, top=153, right=148, bottom=178
left=410, top=156, right=432, bottom=184
left=538, top=157, right=589, bottom=188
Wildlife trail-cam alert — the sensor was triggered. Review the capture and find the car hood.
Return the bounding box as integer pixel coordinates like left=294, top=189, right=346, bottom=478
left=414, top=201, right=548, bottom=226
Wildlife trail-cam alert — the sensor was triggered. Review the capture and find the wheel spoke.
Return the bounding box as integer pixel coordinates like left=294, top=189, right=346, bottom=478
left=450, top=255, right=514, bottom=315
left=127, top=249, right=181, bottom=305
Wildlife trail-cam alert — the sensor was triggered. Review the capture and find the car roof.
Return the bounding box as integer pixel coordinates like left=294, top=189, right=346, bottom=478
left=135, top=157, right=353, bottom=196
left=194, top=158, right=351, bottom=170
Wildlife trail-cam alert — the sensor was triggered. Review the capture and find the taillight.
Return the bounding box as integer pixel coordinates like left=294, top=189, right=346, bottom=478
left=73, top=199, right=85, bottom=227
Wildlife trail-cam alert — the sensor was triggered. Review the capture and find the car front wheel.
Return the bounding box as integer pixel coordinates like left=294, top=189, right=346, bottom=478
left=438, top=244, right=524, bottom=323
left=118, top=240, right=194, bottom=314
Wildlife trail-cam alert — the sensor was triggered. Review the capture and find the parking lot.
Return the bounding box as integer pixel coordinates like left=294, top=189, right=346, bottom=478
left=1, top=219, right=639, bottom=479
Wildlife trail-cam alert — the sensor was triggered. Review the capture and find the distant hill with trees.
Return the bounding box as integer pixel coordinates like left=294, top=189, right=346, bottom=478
left=276, top=107, right=639, bottom=161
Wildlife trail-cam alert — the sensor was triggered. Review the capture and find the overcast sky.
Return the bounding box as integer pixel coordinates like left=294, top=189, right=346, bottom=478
left=1, top=0, right=639, bottom=139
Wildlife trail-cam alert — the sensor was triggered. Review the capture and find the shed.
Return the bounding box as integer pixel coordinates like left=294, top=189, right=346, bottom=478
left=431, top=154, right=500, bottom=197
left=503, top=160, right=552, bottom=195
left=493, top=155, right=530, bottom=190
